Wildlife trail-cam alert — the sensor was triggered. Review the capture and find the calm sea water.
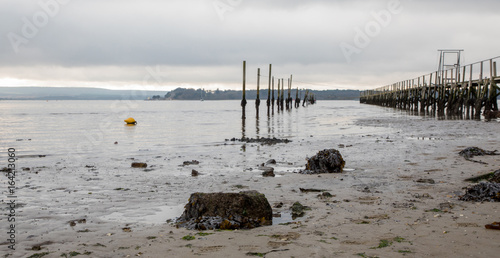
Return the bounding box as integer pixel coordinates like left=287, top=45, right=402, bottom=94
left=0, top=100, right=400, bottom=164
left=0, top=99, right=416, bottom=232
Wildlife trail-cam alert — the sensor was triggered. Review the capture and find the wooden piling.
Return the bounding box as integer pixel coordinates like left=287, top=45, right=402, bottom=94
left=277, top=79, right=281, bottom=111
left=281, top=78, right=285, bottom=111
left=272, top=76, right=275, bottom=113
left=288, top=75, right=293, bottom=110
left=295, top=88, right=300, bottom=108
left=241, top=60, right=247, bottom=119
left=256, top=68, right=261, bottom=118
left=267, top=64, right=271, bottom=116
left=286, top=78, right=290, bottom=110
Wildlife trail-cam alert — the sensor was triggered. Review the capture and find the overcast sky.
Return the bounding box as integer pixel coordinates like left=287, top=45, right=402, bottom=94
left=1, top=0, right=499, bottom=91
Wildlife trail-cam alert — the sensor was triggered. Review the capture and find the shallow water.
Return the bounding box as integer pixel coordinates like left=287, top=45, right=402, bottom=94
left=0, top=100, right=402, bottom=161
left=0, top=100, right=411, bottom=238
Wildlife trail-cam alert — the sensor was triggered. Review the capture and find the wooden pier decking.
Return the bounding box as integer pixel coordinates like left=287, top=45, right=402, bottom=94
left=360, top=56, right=500, bottom=119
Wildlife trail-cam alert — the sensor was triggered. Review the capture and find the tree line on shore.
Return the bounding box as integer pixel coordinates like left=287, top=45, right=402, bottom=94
left=150, top=88, right=360, bottom=101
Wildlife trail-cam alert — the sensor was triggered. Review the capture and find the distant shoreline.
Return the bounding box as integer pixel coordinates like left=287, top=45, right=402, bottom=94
left=0, top=87, right=361, bottom=101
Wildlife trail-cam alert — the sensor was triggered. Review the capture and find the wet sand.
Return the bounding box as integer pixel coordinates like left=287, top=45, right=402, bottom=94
left=3, top=115, right=500, bottom=257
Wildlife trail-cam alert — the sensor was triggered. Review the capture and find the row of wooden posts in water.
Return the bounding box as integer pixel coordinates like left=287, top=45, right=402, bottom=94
left=360, top=56, right=500, bottom=119
left=241, top=61, right=316, bottom=119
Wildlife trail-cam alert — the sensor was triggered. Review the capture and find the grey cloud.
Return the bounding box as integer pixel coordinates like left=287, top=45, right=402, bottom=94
left=1, top=0, right=499, bottom=90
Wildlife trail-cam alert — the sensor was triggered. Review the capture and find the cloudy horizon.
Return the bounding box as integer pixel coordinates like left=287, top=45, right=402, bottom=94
left=1, top=0, right=499, bottom=92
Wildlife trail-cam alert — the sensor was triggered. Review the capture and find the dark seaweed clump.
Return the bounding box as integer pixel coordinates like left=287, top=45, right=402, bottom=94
left=459, top=182, right=500, bottom=202
left=227, top=137, right=291, bottom=145
left=459, top=147, right=498, bottom=163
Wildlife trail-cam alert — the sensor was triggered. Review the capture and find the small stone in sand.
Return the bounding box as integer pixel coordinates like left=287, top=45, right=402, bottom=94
left=183, top=160, right=200, bottom=166
left=261, top=167, right=275, bottom=177
left=131, top=162, right=147, bottom=168
left=416, top=178, right=435, bottom=184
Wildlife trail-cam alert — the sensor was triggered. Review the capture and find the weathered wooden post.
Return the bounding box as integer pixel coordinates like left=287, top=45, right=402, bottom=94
left=433, top=71, right=438, bottom=114
left=288, top=75, right=293, bottom=110
left=467, top=64, right=473, bottom=118
left=474, top=61, right=484, bottom=119
left=277, top=79, right=281, bottom=111
left=255, top=68, right=261, bottom=118
left=303, top=90, right=309, bottom=107
left=489, top=59, right=498, bottom=111
left=281, top=78, right=285, bottom=111
left=267, top=64, right=271, bottom=116
left=272, top=76, right=275, bottom=113
left=295, top=87, right=300, bottom=108
left=286, top=78, right=290, bottom=110
left=242, top=60, right=247, bottom=119
left=493, top=61, right=498, bottom=111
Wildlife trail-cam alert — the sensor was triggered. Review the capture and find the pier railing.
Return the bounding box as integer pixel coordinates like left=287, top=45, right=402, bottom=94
left=360, top=56, right=500, bottom=118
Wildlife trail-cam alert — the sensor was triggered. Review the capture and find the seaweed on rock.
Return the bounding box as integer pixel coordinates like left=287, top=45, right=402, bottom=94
left=300, top=149, right=345, bottom=174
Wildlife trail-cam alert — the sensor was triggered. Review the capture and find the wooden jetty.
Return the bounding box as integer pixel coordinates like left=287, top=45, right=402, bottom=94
left=360, top=56, right=500, bottom=119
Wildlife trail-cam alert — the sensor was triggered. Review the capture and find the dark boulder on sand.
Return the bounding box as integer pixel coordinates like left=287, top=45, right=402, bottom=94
left=176, top=191, right=273, bottom=230
left=300, top=149, right=345, bottom=174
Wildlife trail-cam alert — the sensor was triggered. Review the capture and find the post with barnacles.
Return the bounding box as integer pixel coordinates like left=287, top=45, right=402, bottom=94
left=285, top=79, right=290, bottom=110
left=295, top=88, right=300, bottom=108
left=288, top=75, right=293, bottom=110
left=241, top=61, right=247, bottom=119
left=286, top=78, right=291, bottom=110
left=303, top=89, right=309, bottom=107
left=281, top=78, right=285, bottom=111
left=267, top=64, right=272, bottom=116
left=255, top=68, right=260, bottom=118
left=277, top=79, right=281, bottom=111
left=255, top=68, right=261, bottom=118
left=271, top=76, right=275, bottom=114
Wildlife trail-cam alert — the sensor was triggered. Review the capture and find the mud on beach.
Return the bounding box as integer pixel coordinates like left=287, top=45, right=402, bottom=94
left=3, top=115, right=500, bottom=258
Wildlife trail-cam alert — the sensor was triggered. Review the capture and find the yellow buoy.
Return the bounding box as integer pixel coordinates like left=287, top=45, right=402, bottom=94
left=124, top=117, right=137, bottom=125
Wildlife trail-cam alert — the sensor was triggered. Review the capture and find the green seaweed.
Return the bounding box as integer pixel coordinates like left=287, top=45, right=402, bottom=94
left=371, top=239, right=392, bottom=249
left=196, top=232, right=214, bottom=236
left=182, top=235, right=195, bottom=241
left=393, top=236, right=405, bottom=243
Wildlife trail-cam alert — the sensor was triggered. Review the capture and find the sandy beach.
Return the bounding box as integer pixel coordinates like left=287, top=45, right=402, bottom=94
left=3, top=113, right=500, bottom=258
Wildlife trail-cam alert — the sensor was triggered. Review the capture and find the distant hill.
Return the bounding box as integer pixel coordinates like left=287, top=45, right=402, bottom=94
left=0, top=87, right=168, bottom=100
left=0, top=87, right=361, bottom=101
left=160, top=88, right=360, bottom=101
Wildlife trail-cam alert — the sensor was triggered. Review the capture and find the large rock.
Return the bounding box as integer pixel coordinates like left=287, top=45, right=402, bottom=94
left=176, top=191, right=273, bottom=230
left=300, top=149, right=345, bottom=174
